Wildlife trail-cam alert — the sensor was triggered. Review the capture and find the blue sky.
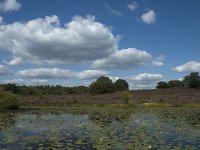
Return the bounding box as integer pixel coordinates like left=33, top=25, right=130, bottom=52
left=0, top=0, right=200, bottom=89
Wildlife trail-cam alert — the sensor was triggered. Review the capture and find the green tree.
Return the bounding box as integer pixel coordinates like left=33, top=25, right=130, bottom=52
left=89, top=76, right=114, bottom=94
left=114, top=79, right=129, bottom=91
left=168, top=80, right=184, bottom=88
left=183, top=72, right=200, bottom=88
left=156, top=81, right=169, bottom=89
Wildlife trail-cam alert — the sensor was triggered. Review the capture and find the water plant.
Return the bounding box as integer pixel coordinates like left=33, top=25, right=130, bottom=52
left=0, top=107, right=199, bottom=149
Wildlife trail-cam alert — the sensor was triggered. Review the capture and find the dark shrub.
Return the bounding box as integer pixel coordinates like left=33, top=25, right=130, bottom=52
left=89, top=76, right=114, bottom=94
left=0, top=88, right=19, bottom=110
left=114, top=79, right=129, bottom=91
left=183, top=72, right=200, bottom=88
left=156, top=81, right=169, bottom=89
left=168, top=80, right=184, bottom=88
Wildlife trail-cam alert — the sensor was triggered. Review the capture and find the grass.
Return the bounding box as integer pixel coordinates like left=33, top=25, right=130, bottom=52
left=17, top=88, right=200, bottom=108
left=0, top=88, right=19, bottom=110
left=18, top=102, right=200, bottom=110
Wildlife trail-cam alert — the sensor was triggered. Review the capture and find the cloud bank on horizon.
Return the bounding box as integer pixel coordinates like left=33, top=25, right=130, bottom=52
left=0, top=0, right=199, bottom=89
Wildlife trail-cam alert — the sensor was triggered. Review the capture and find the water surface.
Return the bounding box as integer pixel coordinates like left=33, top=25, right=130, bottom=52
left=0, top=107, right=199, bottom=149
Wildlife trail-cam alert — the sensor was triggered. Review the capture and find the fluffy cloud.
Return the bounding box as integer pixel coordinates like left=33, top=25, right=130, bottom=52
left=77, top=70, right=110, bottom=80
left=152, top=55, right=165, bottom=67
left=3, top=79, right=27, bottom=85
left=127, top=73, right=163, bottom=82
left=141, top=10, right=156, bottom=24
left=0, top=65, right=11, bottom=75
left=0, top=15, right=118, bottom=64
left=92, top=48, right=152, bottom=69
left=0, top=0, right=21, bottom=12
left=127, top=1, right=138, bottom=11
left=152, top=61, right=163, bottom=67
left=3, top=78, right=48, bottom=86
left=17, top=68, right=109, bottom=80
left=17, top=68, right=75, bottom=79
left=173, top=61, right=200, bottom=73
left=105, top=3, right=122, bottom=16
left=4, top=56, right=22, bottom=65
left=127, top=73, right=163, bottom=89
left=31, top=79, right=48, bottom=85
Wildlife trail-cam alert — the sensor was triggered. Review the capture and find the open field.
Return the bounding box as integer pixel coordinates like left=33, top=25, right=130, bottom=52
left=17, top=89, right=200, bottom=107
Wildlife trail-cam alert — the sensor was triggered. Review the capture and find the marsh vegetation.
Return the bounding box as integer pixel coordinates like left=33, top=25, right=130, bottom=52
left=0, top=88, right=19, bottom=110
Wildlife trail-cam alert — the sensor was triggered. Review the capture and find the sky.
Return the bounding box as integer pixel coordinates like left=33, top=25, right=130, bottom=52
left=0, top=0, right=200, bottom=89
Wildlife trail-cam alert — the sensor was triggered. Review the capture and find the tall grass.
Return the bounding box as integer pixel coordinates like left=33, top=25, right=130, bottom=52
left=0, top=88, right=19, bottom=110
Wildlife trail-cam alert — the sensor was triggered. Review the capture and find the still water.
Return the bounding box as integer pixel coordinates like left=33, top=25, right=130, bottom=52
left=0, top=107, right=200, bottom=150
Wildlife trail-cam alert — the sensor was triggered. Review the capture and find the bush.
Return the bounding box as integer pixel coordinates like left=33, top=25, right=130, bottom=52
left=119, top=91, right=132, bottom=105
left=114, top=79, right=129, bottom=91
left=89, top=76, right=114, bottom=94
left=183, top=72, right=200, bottom=88
left=0, top=88, right=19, bottom=110
left=168, top=80, right=184, bottom=88
left=156, top=81, right=169, bottom=89
left=156, top=72, right=200, bottom=89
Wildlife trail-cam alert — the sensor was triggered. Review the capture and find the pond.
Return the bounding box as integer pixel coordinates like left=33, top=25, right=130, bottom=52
left=0, top=107, right=200, bottom=150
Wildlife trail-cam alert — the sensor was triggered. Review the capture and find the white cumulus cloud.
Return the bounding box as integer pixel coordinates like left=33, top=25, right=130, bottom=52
left=31, top=79, right=48, bottom=85
left=0, top=15, right=118, bottom=64
left=141, top=10, right=156, bottom=24
left=77, top=70, right=110, bottom=80
left=105, top=3, right=122, bottom=16
left=92, top=48, right=152, bottom=69
left=173, top=61, right=200, bottom=73
left=127, top=1, right=138, bottom=11
left=17, top=68, right=110, bottom=80
left=152, top=55, right=165, bottom=67
left=4, top=56, right=22, bottom=65
left=3, top=78, right=48, bottom=86
left=127, top=73, right=163, bottom=82
left=0, top=0, right=21, bottom=12
left=3, top=79, right=27, bottom=85
left=17, top=68, right=75, bottom=79
left=127, top=73, right=163, bottom=89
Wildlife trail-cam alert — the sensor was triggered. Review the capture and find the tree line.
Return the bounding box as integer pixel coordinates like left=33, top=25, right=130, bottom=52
left=156, top=72, right=200, bottom=89
left=0, top=76, right=129, bottom=95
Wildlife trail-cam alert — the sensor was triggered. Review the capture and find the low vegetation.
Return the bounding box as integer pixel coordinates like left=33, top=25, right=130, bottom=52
left=0, top=84, right=89, bottom=95
left=0, top=88, right=19, bottom=110
left=0, top=76, right=129, bottom=96
left=0, top=74, right=200, bottom=108
left=119, top=90, right=132, bottom=105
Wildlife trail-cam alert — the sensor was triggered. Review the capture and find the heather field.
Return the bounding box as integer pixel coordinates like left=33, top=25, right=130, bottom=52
left=17, top=89, right=200, bottom=107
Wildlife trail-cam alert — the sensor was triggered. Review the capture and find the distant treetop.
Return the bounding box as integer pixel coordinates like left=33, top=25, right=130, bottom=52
left=156, top=72, right=200, bottom=89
